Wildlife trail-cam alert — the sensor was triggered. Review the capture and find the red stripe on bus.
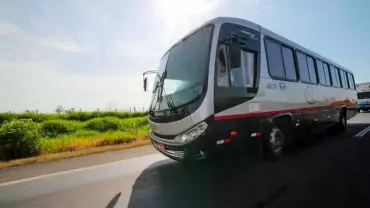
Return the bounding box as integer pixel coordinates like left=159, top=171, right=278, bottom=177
left=214, top=106, right=329, bottom=121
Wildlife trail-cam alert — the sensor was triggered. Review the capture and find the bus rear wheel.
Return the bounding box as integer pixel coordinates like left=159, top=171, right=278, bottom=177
left=329, top=110, right=347, bottom=133
left=337, top=111, right=347, bottom=132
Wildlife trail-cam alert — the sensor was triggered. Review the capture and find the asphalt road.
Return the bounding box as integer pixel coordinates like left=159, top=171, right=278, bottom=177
left=1, top=113, right=370, bottom=208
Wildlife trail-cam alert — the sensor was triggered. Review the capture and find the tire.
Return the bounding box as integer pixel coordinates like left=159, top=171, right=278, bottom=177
left=262, top=123, right=286, bottom=160
left=333, top=111, right=347, bottom=132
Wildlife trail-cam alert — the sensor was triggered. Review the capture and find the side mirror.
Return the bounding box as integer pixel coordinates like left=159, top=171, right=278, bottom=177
left=143, top=77, right=148, bottom=92
left=228, top=42, right=241, bottom=68
left=142, top=70, right=158, bottom=92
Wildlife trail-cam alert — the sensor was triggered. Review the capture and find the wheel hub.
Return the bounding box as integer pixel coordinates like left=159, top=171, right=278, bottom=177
left=269, top=127, right=283, bottom=153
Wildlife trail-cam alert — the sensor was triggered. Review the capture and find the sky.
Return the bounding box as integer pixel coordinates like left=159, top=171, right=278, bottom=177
left=0, top=0, right=369, bottom=112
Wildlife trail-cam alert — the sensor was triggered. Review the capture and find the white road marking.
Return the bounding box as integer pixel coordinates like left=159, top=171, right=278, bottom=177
left=0, top=153, right=163, bottom=188
left=355, top=126, right=370, bottom=138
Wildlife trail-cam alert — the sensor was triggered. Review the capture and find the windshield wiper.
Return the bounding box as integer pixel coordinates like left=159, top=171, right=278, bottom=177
left=150, top=71, right=167, bottom=112
left=152, top=73, right=164, bottom=94
left=158, top=71, right=178, bottom=113
left=161, top=87, right=177, bottom=113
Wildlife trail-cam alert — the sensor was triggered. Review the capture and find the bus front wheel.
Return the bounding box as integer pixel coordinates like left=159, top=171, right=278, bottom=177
left=262, top=124, right=286, bottom=160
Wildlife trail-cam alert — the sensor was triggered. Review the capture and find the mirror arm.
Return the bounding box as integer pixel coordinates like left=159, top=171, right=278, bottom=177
left=143, top=70, right=157, bottom=76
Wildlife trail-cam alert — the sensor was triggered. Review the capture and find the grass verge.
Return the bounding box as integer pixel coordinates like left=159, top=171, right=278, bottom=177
left=0, top=137, right=151, bottom=168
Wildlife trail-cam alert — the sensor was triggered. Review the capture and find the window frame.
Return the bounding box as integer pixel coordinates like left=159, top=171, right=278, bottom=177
left=315, top=59, right=332, bottom=87
left=229, top=48, right=258, bottom=88
left=322, top=62, right=332, bottom=86
left=352, top=73, right=356, bottom=89
left=281, top=45, right=298, bottom=82
left=216, top=42, right=259, bottom=89
left=216, top=44, right=231, bottom=87
left=306, top=55, right=318, bottom=84
left=295, top=49, right=318, bottom=85
left=315, top=59, right=326, bottom=86
left=263, top=36, right=354, bottom=89
left=264, top=36, right=298, bottom=83
left=339, top=69, right=349, bottom=89
left=347, top=72, right=355, bottom=90
left=334, top=67, right=342, bottom=88
left=329, top=65, right=342, bottom=88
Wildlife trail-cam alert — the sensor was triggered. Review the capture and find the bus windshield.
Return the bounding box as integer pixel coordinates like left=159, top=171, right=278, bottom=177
left=150, top=25, right=213, bottom=111
left=358, top=92, right=370, bottom=99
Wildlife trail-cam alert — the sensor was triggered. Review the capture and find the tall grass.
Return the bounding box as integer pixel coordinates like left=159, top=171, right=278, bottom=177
left=0, top=115, right=149, bottom=160
left=84, top=117, right=121, bottom=132
left=41, top=120, right=82, bottom=137
left=65, top=111, right=148, bottom=121
left=39, top=131, right=138, bottom=153
left=120, top=117, right=148, bottom=130
left=0, top=111, right=148, bottom=126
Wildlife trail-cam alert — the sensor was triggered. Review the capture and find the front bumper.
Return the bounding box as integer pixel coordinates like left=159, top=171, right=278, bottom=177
left=150, top=131, right=211, bottom=161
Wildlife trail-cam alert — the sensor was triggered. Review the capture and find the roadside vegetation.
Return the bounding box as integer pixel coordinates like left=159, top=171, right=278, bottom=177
left=0, top=111, right=149, bottom=164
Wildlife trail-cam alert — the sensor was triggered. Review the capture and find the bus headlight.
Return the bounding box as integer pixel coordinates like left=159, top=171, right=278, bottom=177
left=176, top=122, right=208, bottom=144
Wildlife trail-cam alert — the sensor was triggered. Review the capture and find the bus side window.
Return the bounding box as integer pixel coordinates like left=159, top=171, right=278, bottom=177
left=340, top=70, right=349, bottom=89
left=347, top=73, right=355, bottom=89
left=323, top=63, right=331, bottom=86
left=330, top=65, right=338, bottom=87
left=216, top=46, right=230, bottom=87
left=316, top=60, right=326, bottom=85
left=296, top=52, right=310, bottom=83
left=334, top=67, right=342, bottom=87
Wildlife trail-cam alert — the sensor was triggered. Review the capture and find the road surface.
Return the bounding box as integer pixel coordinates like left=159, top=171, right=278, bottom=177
left=1, top=113, right=370, bottom=208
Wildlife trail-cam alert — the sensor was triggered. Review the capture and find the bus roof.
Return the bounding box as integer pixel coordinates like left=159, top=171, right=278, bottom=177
left=202, top=17, right=354, bottom=74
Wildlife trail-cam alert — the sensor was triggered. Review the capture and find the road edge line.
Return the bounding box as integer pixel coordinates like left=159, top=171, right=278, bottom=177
left=355, top=126, right=370, bottom=137
left=0, top=153, right=160, bottom=188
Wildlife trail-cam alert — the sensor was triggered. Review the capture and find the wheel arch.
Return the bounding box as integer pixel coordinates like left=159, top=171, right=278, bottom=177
left=340, top=105, right=347, bottom=117
left=271, top=113, right=294, bottom=126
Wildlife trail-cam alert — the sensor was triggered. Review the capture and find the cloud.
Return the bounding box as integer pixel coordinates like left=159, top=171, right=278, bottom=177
left=37, top=37, right=84, bottom=53
left=153, top=0, right=221, bottom=47
left=0, top=21, right=21, bottom=35
left=112, top=40, right=149, bottom=59
left=0, top=21, right=83, bottom=53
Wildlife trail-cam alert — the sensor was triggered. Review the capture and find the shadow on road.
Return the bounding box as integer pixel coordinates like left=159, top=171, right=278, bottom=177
left=128, top=124, right=370, bottom=208
left=105, top=192, right=121, bottom=208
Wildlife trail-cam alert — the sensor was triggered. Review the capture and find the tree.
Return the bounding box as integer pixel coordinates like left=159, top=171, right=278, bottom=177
left=66, top=108, right=75, bottom=113
left=55, top=105, right=64, bottom=114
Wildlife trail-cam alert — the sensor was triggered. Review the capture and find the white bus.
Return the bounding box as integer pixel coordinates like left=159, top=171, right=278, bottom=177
left=143, top=17, right=357, bottom=161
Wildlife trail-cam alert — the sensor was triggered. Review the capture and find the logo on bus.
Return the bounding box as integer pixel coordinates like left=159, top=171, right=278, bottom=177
left=305, top=87, right=316, bottom=104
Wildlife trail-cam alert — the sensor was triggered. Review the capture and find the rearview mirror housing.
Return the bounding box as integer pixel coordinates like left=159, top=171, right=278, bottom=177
left=228, top=42, right=241, bottom=69
left=143, top=77, right=148, bottom=92
left=142, top=70, right=158, bottom=92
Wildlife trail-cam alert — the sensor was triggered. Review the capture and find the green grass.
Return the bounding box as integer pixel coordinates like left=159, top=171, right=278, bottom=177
left=41, top=120, right=83, bottom=137
left=119, top=117, right=147, bottom=129
left=0, top=111, right=148, bottom=126
left=0, top=114, right=149, bottom=161
left=38, top=131, right=139, bottom=153
left=38, top=117, right=149, bottom=154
